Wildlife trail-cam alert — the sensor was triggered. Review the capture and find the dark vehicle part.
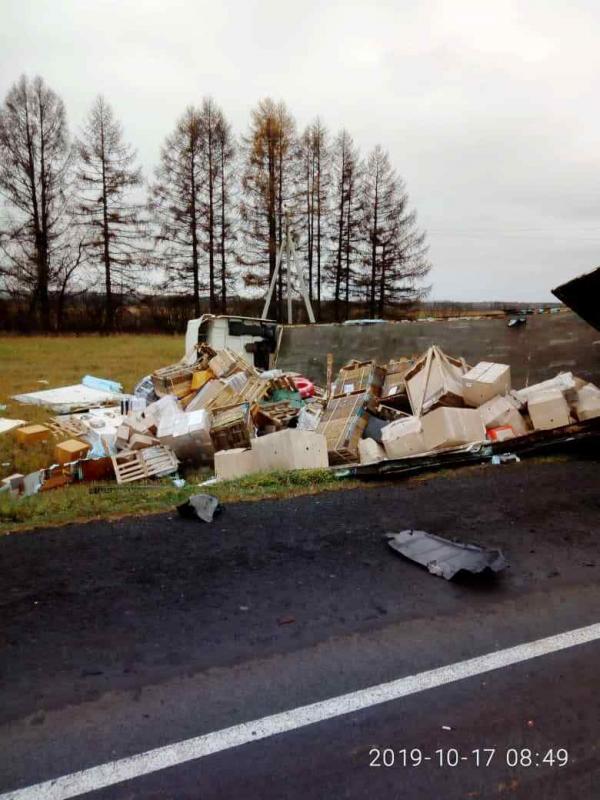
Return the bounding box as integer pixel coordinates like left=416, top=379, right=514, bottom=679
left=386, top=529, right=508, bottom=580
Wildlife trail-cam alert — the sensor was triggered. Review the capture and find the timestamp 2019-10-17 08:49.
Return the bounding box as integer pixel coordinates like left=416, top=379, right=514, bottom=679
left=369, top=747, right=569, bottom=769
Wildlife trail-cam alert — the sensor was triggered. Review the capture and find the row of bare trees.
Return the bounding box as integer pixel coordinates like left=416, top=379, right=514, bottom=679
left=0, top=75, right=430, bottom=330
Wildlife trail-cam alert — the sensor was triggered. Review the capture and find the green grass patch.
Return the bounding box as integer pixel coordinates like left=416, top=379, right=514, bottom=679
left=0, top=468, right=364, bottom=535
left=0, top=334, right=182, bottom=479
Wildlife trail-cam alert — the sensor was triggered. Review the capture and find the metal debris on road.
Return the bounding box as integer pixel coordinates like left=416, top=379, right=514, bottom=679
left=385, top=529, right=508, bottom=580
left=176, top=493, right=222, bottom=523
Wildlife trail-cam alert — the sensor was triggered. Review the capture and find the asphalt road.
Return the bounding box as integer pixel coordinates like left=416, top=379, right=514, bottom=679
left=1, top=457, right=600, bottom=799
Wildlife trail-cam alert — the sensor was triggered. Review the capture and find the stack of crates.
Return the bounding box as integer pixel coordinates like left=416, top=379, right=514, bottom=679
left=318, top=360, right=385, bottom=464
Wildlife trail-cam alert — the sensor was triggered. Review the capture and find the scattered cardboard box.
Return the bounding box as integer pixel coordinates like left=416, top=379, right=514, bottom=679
left=405, top=346, right=467, bottom=416
left=422, top=407, right=486, bottom=451
left=128, top=433, right=159, bottom=450
left=462, top=362, right=511, bottom=407
left=478, top=394, right=530, bottom=437
left=358, top=438, right=387, bottom=464
left=54, top=439, right=92, bottom=465
left=251, top=429, right=328, bottom=472
left=14, top=424, right=51, bottom=445
left=528, top=389, right=572, bottom=430
left=574, top=383, right=600, bottom=421
left=515, top=372, right=576, bottom=405
left=381, top=416, right=427, bottom=459
left=214, top=447, right=259, bottom=480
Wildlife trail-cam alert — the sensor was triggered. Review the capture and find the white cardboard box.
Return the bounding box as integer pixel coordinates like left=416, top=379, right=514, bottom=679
left=214, top=448, right=259, bottom=480
left=358, top=438, right=387, bottom=464
left=381, top=416, right=427, bottom=459
left=251, top=429, right=329, bottom=471
left=528, top=389, right=571, bottom=430
left=574, top=383, right=600, bottom=421
left=478, top=394, right=529, bottom=436
left=422, top=407, right=486, bottom=451
left=462, top=362, right=511, bottom=407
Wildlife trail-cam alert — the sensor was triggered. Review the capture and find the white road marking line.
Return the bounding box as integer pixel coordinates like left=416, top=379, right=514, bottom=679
left=3, top=621, right=600, bottom=799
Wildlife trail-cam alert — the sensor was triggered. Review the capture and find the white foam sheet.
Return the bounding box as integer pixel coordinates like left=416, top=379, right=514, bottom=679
left=0, top=418, right=26, bottom=434
left=12, top=384, right=123, bottom=413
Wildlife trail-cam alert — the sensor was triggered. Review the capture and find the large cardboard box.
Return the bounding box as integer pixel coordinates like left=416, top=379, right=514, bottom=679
left=462, top=362, right=511, bottom=407
left=405, top=346, right=468, bottom=416
left=515, top=372, right=576, bottom=405
left=54, top=439, right=91, bottom=465
left=422, top=407, right=486, bottom=451
left=574, top=383, right=600, bottom=421
left=251, top=429, right=328, bottom=472
left=358, top=438, right=387, bottom=464
left=478, top=394, right=529, bottom=436
left=214, top=447, right=259, bottom=480
left=528, top=389, right=571, bottom=430
left=381, top=416, right=427, bottom=459
left=14, top=424, right=51, bottom=445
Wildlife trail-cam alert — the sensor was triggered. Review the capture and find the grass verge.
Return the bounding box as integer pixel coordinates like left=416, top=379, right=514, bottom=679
left=0, top=468, right=367, bottom=535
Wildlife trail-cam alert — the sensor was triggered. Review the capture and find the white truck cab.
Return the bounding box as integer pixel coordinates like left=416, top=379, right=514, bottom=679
left=184, top=315, right=282, bottom=371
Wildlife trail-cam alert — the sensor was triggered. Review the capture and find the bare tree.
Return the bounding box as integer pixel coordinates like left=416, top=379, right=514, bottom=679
left=299, top=119, right=330, bottom=317
left=0, top=75, right=71, bottom=330
left=149, top=107, right=206, bottom=315
left=214, top=112, right=236, bottom=313
left=239, top=98, right=300, bottom=320
left=75, top=96, right=144, bottom=331
left=328, top=130, right=362, bottom=321
left=362, top=145, right=430, bottom=315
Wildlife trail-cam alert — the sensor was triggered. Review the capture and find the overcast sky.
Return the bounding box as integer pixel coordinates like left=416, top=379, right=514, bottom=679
left=2, top=0, right=599, bottom=302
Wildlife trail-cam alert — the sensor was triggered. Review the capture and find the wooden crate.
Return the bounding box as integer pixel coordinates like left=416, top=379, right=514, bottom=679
left=152, top=363, right=196, bottom=398
left=331, top=360, right=385, bottom=399
left=112, top=446, right=178, bottom=484
left=210, top=404, right=252, bottom=452
left=251, top=400, right=299, bottom=431
left=317, top=392, right=370, bottom=464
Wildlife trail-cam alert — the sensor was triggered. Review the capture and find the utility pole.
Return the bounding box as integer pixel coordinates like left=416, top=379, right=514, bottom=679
left=261, top=214, right=316, bottom=324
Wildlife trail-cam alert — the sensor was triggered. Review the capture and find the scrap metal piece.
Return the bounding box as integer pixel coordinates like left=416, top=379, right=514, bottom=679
left=552, top=266, right=600, bottom=332
left=177, top=493, right=221, bottom=523
left=386, top=530, right=508, bottom=580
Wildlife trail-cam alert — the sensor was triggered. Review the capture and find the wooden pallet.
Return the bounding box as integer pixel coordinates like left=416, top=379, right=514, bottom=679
left=111, top=446, right=178, bottom=484
left=251, top=400, right=299, bottom=430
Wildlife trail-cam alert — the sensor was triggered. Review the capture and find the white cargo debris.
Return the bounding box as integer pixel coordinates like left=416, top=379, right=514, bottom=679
left=251, top=429, right=328, bottom=472
left=574, top=383, right=600, bottom=421
left=358, top=438, right=387, bottom=464
left=528, top=389, right=571, bottom=431
left=422, top=407, right=486, bottom=451
left=404, top=346, right=467, bottom=416
left=462, top=362, right=511, bottom=407
left=515, top=372, right=576, bottom=405
left=0, top=418, right=26, bottom=435
left=477, top=395, right=529, bottom=437
left=214, top=447, right=259, bottom=480
left=12, top=383, right=123, bottom=414
left=381, top=416, right=427, bottom=459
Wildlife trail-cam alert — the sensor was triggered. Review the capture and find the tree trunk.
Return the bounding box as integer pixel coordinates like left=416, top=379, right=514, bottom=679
left=99, top=116, right=114, bottom=332
left=219, top=142, right=227, bottom=313
left=190, top=152, right=200, bottom=317
left=370, top=169, right=379, bottom=318
left=207, top=117, right=215, bottom=313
